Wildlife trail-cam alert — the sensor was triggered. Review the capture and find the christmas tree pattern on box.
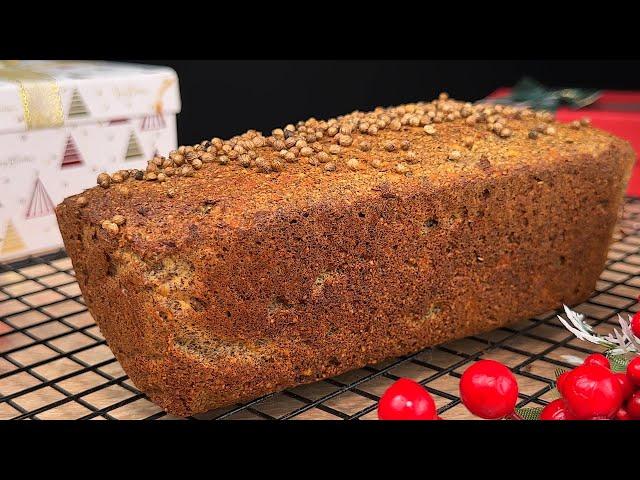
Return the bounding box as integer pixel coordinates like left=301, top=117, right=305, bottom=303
left=1, top=220, right=26, bottom=255
left=125, top=131, right=144, bottom=160
left=26, top=177, right=56, bottom=219
left=140, top=114, right=166, bottom=131
left=67, top=88, right=90, bottom=118
left=61, top=135, right=85, bottom=168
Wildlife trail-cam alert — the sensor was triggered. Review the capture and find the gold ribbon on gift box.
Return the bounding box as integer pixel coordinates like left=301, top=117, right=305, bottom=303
left=0, top=60, right=64, bottom=130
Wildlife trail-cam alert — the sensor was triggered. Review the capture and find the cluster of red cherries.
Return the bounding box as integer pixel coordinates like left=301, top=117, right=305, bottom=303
left=377, top=313, right=640, bottom=420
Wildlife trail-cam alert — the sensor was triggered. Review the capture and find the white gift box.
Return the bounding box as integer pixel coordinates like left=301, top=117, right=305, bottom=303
left=0, top=60, right=181, bottom=262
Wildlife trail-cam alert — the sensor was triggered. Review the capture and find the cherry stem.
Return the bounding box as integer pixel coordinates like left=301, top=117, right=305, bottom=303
left=506, top=411, right=523, bottom=420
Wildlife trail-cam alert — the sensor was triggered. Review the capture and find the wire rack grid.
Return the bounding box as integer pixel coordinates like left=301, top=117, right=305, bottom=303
left=1, top=198, right=640, bottom=420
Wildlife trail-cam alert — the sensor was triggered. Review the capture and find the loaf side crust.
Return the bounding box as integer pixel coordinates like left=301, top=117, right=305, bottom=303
left=56, top=101, right=635, bottom=416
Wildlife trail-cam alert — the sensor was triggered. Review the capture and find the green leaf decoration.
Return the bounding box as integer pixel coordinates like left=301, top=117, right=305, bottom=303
left=492, top=76, right=601, bottom=111
left=515, top=407, right=543, bottom=420
left=606, top=351, right=630, bottom=372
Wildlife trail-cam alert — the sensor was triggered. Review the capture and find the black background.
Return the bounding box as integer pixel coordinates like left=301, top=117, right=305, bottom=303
left=125, top=60, right=640, bottom=146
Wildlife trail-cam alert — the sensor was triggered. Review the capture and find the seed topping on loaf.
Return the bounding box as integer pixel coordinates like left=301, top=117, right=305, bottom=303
left=86, top=94, right=596, bottom=230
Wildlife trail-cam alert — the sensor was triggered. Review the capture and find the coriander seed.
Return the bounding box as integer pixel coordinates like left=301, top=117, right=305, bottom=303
left=76, top=196, right=88, bottom=207
left=324, top=162, right=336, bottom=172
left=359, top=141, right=372, bottom=152
left=239, top=155, right=251, bottom=168
left=112, top=214, right=126, bottom=226
left=347, top=158, right=360, bottom=171
left=256, top=157, right=271, bottom=173
left=284, top=151, right=297, bottom=163
left=448, top=150, right=462, bottom=161
left=384, top=141, right=396, bottom=152
left=271, top=159, right=284, bottom=172
left=97, top=173, right=111, bottom=188
left=285, top=137, right=297, bottom=148
left=405, top=151, right=418, bottom=164
left=498, top=128, right=512, bottom=138
left=101, top=220, right=119, bottom=236
left=371, top=159, right=383, bottom=169
left=317, top=151, right=330, bottom=163
left=423, top=125, right=436, bottom=135
left=340, top=123, right=353, bottom=135
left=395, top=162, right=409, bottom=174
left=338, top=134, right=353, bottom=147
left=200, top=152, right=214, bottom=163
left=171, top=153, right=185, bottom=166
left=329, top=144, right=341, bottom=155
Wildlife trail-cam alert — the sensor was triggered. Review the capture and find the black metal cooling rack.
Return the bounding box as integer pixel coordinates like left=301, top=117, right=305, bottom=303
left=2, top=198, right=640, bottom=420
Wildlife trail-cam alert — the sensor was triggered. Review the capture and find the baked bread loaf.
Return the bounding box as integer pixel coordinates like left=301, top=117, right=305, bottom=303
left=56, top=95, right=635, bottom=416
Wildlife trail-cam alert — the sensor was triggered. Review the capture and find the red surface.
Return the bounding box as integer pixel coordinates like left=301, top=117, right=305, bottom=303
left=488, top=89, right=640, bottom=197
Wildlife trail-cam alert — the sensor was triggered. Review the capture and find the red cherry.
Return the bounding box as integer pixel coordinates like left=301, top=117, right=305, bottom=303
left=377, top=378, right=438, bottom=420
left=562, top=365, right=623, bottom=419
left=631, top=311, right=640, bottom=339
left=615, top=372, right=634, bottom=400
left=627, top=391, right=640, bottom=419
left=616, top=406, right=632, bottom=420
left=626, top=356, right=640, bottom=387
left=459, top=360, right=519, bottom=419
left=540, top=399, right=575, bottom=420
left=556, top=371, right=570, bottom=395
left=583, top=353, right=610, bottom=369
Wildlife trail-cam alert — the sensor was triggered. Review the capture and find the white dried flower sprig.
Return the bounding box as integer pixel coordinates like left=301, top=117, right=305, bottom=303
left=557, top=305, right=640, bottom=356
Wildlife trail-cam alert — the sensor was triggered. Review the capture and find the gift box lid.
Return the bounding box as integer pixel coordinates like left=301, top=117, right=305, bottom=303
left=0, top=60, right=181, bottom=134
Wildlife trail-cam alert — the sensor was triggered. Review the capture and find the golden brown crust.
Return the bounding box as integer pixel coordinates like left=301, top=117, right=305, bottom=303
left=56, top=98, right=635, bottom=416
